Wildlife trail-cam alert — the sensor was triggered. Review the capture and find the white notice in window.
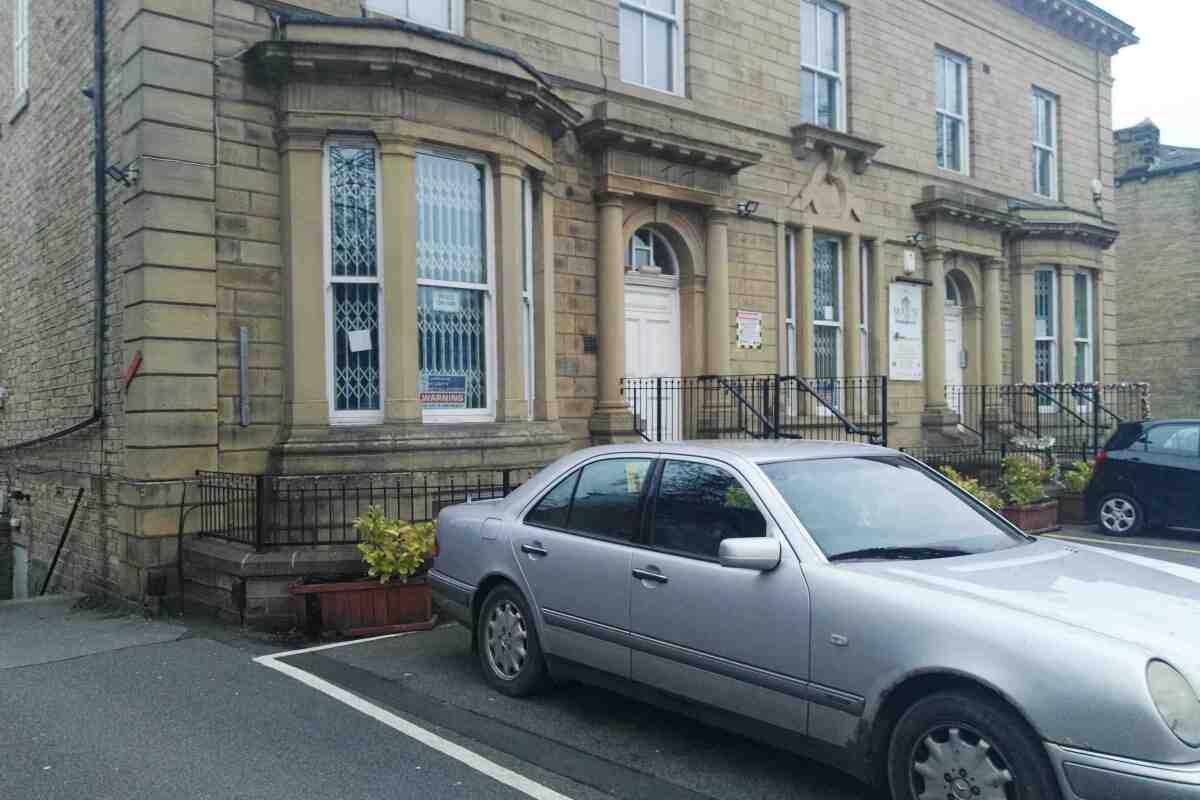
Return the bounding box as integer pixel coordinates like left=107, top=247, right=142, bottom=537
left=432, top=289, right=461, bottom=314
left=348, top=329, right=373, bottom=353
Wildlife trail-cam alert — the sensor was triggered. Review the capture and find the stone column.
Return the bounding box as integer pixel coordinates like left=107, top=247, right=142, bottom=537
left=923, top=249, right=949, bottom=410
left=705, top=211, right=732, bottom=375
left=797, top=224, right=815, bottom=377
left=496, top=157, right=528, bottom=421
left=378, top=136, right=420, bottom=422
left=1058, top=267, right=1076, bottom=384
left=868, top=239, right=888, bottom=377
left=1014, top=267, right=1037, bottom=383
left=533, top=176, right=558, bottom=421
left=775, top=221, right=789, bottom=374
left=280, top=132, right=328, bottom=428
left=590, top=193, right=634, bottom=440
left=982, top=258, right=1005, bottom=385
left=844, top=233, right=862, bottom=377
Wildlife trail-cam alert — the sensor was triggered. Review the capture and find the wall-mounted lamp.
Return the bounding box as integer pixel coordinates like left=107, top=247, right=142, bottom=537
left=906, top=231, right=930, bottom=245
left=736, top=200, right=760, bottom=218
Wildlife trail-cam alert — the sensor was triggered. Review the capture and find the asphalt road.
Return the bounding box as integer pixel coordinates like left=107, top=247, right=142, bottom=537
left=1045, top=524, right=1200, bottom=568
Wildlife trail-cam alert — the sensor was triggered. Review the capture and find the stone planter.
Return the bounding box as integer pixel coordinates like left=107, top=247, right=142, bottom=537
left=290, top=576, right=436, bottom=637
left=1001, top=500, right=1059, bottom=534
left=1058, top=494, right=1088, bottom=525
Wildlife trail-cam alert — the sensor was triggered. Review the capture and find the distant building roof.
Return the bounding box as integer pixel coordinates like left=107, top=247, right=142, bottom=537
left=1115, top=120, right=1200, bottom=183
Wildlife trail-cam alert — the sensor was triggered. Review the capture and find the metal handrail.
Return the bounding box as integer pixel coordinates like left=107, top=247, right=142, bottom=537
left=712, top=376, right=779, bottom=439
left=779, top=375, right=884, bottom=445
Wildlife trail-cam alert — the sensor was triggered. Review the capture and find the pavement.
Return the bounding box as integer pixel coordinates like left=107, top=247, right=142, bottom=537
left=1, top=526, right=1197, bottom=800
left=1045, top=523, right=1200, bottom=568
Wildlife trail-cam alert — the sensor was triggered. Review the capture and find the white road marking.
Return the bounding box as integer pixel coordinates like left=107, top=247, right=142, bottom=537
left=1044, top=532, right=1200, bottom=556
left=255, top=641, right=575, bottom=800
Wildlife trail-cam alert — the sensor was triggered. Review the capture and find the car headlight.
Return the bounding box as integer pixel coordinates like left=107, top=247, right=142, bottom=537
left=1147, top=660, right=1200, bottom=747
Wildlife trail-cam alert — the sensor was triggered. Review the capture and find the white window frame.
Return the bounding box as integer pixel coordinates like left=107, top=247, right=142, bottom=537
left=1033, top=89, right=1058, bottom=199
left=859, top=240, right=870, bottom=373
left=324, top=138, right=386, bottom=426
left=13, top=0, right=30, bottom=101
left=619, top=0, right=685, bottom=96
left=935, top=48, right=970, bottom=174
left=785, top=232, right=798, bottom=377
left=362, top=0, right=464, bottom=34
left=1033, top=266, right=1058, bottom=388
left=799, top=0, right=846, bottom=132
left=417, top=147, right=498, bottom=424
left=1073, top=270, right=1094, bottom=384
left=521, top=177, right=536, bottom=421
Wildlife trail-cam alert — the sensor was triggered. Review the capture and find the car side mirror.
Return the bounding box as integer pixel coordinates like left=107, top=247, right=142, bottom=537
left=718, top=537, right=781, bottom=572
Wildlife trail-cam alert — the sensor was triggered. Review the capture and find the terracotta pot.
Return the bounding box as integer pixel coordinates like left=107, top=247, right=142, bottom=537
left=289, top=576, right=435, bottom=637
left=1058, top=494, right=1088, bottom=525
left=1001, top=500, right=1059, bottom=534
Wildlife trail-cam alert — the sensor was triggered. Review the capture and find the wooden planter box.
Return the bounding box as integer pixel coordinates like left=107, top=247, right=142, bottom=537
left=1001, top=500, right=1060, bottom=534
left=1058, top=494, right=1088, bottom=525
left=290, top=577, right=436, bottom=638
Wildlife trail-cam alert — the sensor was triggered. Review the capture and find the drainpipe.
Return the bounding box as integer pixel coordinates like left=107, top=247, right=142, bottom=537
left=0, top=0, right=106, bottom=454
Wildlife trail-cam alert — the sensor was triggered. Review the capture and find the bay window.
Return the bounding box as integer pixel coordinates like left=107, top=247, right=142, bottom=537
left=620, top=0, right=684, bottom=94
left=1033, top=89, right=1058, bottom=199
left=1034, top=267, right=1058, bottom=384
left=799, top=0, right=845, bottom=131
left=363, top=0, right=461, bottom=33
left=415, top=151, right=496, bottom=422
left=1073, top=271, right=1094, bottom=383
left=936, top=49, right=969, bottom=173
left=326, top=142, right=384, bottom=423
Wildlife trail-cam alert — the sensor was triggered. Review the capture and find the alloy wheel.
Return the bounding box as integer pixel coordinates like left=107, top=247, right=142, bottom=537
left=910, top=725, right=1015, bottom=800
left=484, top=599, right=528, bottom=681
left=1100, top=497, right=1137, bottom=534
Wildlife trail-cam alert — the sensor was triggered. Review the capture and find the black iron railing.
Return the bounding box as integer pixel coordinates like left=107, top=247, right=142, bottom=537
left=621, top=374, right=888, bottom=446
left=192, top=467, right=541, bottom=550
left=946, top=383, right=1150, bottom=456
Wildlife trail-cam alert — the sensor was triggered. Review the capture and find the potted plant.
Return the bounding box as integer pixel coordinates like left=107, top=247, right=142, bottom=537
left=289, top=507, right=437, bottom=637
left=939, top=466, right=1004, bottom=512
left=1057, top=460, right=1093, bottom=525
left=997, top=455, right=1059, bottom=533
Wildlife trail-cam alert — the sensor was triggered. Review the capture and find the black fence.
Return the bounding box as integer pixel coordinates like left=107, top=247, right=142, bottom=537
left=946, top=383, right=1150, bottom=456
left=192, top=467, right=541, bottom=550
left=621, top=374, right=888, bottom=446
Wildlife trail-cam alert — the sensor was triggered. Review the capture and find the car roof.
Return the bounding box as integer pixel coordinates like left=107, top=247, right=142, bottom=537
left=572, top=439, right=897, bottom=465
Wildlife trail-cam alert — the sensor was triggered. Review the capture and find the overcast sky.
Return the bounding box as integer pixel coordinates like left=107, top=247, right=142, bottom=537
left=1101, top=0, right=1200, bottom=145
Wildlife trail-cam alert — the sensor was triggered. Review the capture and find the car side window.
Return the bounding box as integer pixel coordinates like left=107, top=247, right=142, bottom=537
left=566, top=459, right=652, bottom=542
left=1144, top=424, right=1200, bottom=456
left=651, top=460, right=767, bottom=559
left=525, top=470, right=579, bottom=530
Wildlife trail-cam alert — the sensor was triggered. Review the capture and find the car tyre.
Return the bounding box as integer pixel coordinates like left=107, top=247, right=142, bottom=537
left=887, top=689, right=1061, bottom=800
left=1098, top=493, right=1144, bottom=537
left=476, top=583, right=548, bottom=697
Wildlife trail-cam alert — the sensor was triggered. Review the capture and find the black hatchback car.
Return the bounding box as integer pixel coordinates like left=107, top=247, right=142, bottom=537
left=1086, top=420, right=1200, bottom=536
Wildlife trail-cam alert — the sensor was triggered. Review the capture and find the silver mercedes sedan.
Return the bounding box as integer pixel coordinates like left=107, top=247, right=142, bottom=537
left=430, top=441, right=1200, bottom=800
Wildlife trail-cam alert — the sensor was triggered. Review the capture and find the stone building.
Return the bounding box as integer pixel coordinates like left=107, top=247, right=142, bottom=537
left=0, top=0, right=1136, bottom=611
left=1114, top=120, right=1200, bottom=419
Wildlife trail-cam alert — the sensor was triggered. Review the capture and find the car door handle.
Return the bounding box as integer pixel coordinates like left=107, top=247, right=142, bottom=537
left=521, top=542, right=548, bottom=557
left=632, top=567, right=669, bottom=584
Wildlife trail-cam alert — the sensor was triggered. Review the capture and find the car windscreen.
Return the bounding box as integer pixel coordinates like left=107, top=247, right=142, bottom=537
left=760, top=456, right=1027, bottom=562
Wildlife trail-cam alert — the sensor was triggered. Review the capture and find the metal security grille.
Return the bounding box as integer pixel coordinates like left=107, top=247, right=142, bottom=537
left=416, top=153, right=491, bottom=415
left=329, top=144, right=382, bottom=414
left=1034, top=269, right=1057, bottom=385
left=813, top=238, right=842, bottom=408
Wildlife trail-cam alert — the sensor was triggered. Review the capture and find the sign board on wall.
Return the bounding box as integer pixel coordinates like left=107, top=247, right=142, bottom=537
left=889, top=283, right=924, bottom=382
left=419, top=375, right=467, bottom=410
left=736, top=310, right=763, bottom=349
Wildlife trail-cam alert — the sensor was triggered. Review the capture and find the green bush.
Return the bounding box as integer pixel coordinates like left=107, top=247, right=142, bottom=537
left=353, top=506, right=437, bottom=584
left=999, top=456, right=1050, bottom=508
left=939, top=466, right=1004, bottom=511
left=1061, top=460, right=1093, bottom=495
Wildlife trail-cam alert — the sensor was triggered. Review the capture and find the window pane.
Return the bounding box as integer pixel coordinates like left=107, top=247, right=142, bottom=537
left=1035, top=270, right=1055, bottom=336
left=620, top=8, right=644, bottom=85
left=814, top=239, right=840, bottom=321
left=418, top=286, right=488, bottom=410
left=947, top=60, right=962, bottom=115
left=801, top=1, right=818, bottom=65
left=647, top=0, right=675, bottom=13
left=652, top=462, right=766, bottom=558
left=936, top=113, right=947, bottom=168
left=330, top=146, right=378, bottom=278
left=815, top=325, right=840, bottom=380
left=651, top=232, right=675, bottom=273
left=408, top=0, right=451, bottom=28
left=1074, top=273, right=1090, bottom=338
left=817, top=74, right=838, bottom=129
left=936, top=56, right=947, bottom=110
left=1035, top=340, right=1054, bottom=383
left=526, top=471, right=579, bottom=529
left=1074, top=342, right=1090, bottom=383
left=945, top=117, right=962, bottom=171
left=333, top=283, right=381, bottom=411
left=800, top=70, right=816, bottom=124
left=1035, top=149, right=1052, bottom=196
left=416, top=154, right=486, bottom=284
left=819, top=5, right=838, bottom=72
left=1146, top=425, right=1200, bottom=455
left=568, top=459, right=652, bottom=541
left=645, top=15, right=673, bottom=91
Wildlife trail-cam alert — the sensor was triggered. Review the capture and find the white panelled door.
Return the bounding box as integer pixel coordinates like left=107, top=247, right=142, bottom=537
left=625, top=283, right=682, bottom=441
left=945, top=302, right=964, bottom=413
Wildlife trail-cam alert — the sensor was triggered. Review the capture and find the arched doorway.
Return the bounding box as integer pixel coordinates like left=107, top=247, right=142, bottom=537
left=624, top=226, right=682, bottom=440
